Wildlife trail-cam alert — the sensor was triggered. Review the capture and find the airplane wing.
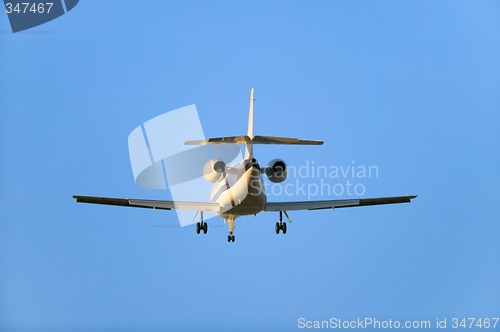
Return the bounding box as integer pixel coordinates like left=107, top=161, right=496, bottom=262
left=264, top=195, right=417, bottom=211
left=73, top=195, right=220, bottom=212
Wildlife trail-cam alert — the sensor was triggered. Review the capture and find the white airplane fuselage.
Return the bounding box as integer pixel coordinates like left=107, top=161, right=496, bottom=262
left=211, top=157, right=266, bottom=220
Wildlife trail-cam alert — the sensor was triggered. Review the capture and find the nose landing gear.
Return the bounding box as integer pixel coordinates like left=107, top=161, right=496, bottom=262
left=227, top=217, right=236, bottom=242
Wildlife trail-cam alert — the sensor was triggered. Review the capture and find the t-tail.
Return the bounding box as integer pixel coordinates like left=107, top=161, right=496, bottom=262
left=245, top=88, right=255, bottom=159
left=185, top=88, right=324, bottom=156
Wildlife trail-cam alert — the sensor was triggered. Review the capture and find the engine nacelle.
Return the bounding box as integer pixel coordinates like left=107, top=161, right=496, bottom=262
left=203, top=159, right=226, bottom=183
left=265, top=159, right=287, bottom=183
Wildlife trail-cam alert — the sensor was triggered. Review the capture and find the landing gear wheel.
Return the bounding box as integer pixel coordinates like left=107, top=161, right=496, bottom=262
left=196, top=222, right=201, bottom=234
left=275, top=222, right=280, bottom=234
left=227, top=235, right=231, bottom=242
left=232, top=235, right=235, bottom=242
left=282, top=222, right=287, bottom=234
left=203, top=222, right=208, bottom=234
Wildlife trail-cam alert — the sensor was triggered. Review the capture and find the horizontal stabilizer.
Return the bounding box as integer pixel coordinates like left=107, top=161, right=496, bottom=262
left=185, top=136, right=250, bottom=145
left=253, top=135, right=323, bottom=145
left=185, top=135, right=323, bottom=145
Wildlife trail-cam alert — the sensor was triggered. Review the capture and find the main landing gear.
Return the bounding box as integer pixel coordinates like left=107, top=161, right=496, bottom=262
left=275, top=211, right=291, bottom=235
left=195, top=211, right=208, bottom=235
left=275, top=221, right=287, bottom=234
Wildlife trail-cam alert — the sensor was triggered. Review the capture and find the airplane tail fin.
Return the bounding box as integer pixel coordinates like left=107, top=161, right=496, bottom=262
left=245, top=88, right=255, bottom=158
left=248, top=88, right=254, bottom=138
left=185, top=88, right=324, bottom=154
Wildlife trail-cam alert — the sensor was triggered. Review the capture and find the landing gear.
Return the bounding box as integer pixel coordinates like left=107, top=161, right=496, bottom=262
left=275, top=221, right=287, bottom=234
left=196, top=212, right=208, bottom=235
left=275, top=211, right=291, bottom=235
left=227, top=217, right=236, bottom=242
left=196, top=221, right=208, bottom=234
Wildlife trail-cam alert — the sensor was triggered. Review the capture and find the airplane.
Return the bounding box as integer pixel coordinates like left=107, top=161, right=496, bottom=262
left=73, top=88, right=416, bottom=242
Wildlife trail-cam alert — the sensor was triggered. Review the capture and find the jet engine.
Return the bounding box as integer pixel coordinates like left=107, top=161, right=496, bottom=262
left=265, top=159, right=287, bottom=183
left=203, top=159, right=226, bottom=183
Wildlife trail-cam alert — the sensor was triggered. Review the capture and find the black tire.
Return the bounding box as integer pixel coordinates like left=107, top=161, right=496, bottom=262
left=232, top=235, right=235, bottom=242
left=275, top=222, right=280, bottom=234
left=227, top=235, right=231, bottom=242
left=203, top=222, right=208, bottom=234
left=196, top=222, right=201, bottom=234
left=282, top=222, right=287, bottom=234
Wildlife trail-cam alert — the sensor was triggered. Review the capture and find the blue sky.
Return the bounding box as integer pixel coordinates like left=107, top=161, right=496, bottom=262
left=1, top=1, right=499, bottom=331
